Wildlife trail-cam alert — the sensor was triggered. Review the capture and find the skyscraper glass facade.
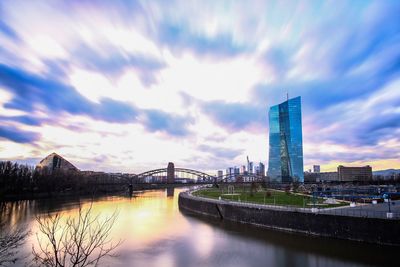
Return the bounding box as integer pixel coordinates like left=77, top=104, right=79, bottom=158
left=268, top=96, right=304, bottom=182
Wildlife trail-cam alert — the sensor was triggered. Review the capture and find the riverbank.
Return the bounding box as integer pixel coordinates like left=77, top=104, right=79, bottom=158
left=178, top=190, right=400, bottom=246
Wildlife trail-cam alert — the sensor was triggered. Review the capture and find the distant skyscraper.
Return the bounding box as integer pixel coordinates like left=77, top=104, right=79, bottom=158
left=258, top=162, right=265, bottom=177
left=240, top=165, right=246, bottom=174
left=226, top=167, right=235, bottom=181
left=267, top=96, right=304, bottom=182
left=248, top=162, right=254, bottom=174
left=313, top=165, right=320, bottom=173
left=234, top=167, right=240, bottom=176
left=255, top=165, right=260, bottom=175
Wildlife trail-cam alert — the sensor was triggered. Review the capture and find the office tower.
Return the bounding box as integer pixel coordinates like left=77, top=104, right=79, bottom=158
left=267, top=96, right=304, bottom=182
left=226, top=167, right=235, bottom=181
left=313, top=165, right=321, bottom=173
left=255, top=165, right=260, bottom=175
left=240, top=165, right=246, bottom=174
left=248, top=162, right=253, bottom=174
left=259, top=162, right=265, bottom=177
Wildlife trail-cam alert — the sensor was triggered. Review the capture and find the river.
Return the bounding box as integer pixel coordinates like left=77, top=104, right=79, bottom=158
left=1, top=188, right=397, bottom=267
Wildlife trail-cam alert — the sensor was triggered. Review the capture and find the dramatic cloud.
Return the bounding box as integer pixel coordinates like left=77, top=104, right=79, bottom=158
left=141, top=109, right=193, bottom=137
left=0, top=125, right=40, bottom=143
left=202, top=100, right=266, bottom=132
left=0, top=63, right=192, bottom=139
left=157, top=23, right=246, bottom=58
left=0, top=63, right=139, bottom=123
left=198, top=144, right=243, bottom=160
left=0, top=115, right=44, bottom=127
left=0, top=0, right=399, bottom=172
left=0, top=20, right=19, bottom=41
left=72, top=43, right=166, bottom=84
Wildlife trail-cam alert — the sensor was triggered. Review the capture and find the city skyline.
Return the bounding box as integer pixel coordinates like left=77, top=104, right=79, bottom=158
left=0, top=1, right=400, bottom=173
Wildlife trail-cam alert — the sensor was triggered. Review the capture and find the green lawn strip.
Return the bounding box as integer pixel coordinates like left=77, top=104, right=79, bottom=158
left=192, top=188, right=346, bottom=208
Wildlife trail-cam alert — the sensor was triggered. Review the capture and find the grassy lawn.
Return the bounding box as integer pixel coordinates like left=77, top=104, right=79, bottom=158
left=192, top=187, right=347, bottom=208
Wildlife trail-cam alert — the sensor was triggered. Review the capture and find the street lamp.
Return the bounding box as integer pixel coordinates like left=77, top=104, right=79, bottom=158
left=383, top=193, right=393, bottom=218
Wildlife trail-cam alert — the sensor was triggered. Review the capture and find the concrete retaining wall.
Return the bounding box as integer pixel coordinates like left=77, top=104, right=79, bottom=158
left=179, top=192, right=400, bottom=246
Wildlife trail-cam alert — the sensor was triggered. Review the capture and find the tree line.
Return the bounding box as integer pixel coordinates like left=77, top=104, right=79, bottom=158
left=0, top=161, right=124, bottom=200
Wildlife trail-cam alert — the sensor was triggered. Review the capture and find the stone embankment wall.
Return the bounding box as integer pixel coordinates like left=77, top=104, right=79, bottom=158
left=178, top=192, right=400, bottom=246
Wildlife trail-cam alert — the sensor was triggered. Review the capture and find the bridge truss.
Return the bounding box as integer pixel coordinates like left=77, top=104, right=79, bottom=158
left=130, top=167, right=266, bottom=184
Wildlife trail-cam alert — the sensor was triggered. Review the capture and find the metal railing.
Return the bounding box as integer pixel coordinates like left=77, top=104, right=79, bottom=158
left=184, top=190, right=400, bottom=220
left=318, top=207, right=400, bottom=219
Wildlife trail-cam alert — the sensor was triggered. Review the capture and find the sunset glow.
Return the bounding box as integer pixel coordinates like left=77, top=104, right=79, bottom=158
left=0, top=1, right=399, bottom=173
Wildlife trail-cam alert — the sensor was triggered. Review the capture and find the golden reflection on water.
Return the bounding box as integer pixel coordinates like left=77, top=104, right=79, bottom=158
left=3, top=188, right=394, bottom=267
left=29, top=189, right=192, bottom=251
left=191, top=223, right=214, bottom=259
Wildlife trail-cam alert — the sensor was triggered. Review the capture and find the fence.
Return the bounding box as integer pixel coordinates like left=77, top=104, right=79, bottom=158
left=185, top=189, right=400, bottom=220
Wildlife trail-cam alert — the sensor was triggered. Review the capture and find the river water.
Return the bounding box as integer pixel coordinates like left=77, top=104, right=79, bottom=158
left=2, top=188, right=397, bottom=267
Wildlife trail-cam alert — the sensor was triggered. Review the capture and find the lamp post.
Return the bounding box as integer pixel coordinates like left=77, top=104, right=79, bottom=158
left=383, top=193, right=393, bottom=219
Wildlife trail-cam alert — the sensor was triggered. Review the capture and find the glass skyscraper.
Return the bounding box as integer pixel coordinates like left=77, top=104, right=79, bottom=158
left=267, top=96, right=304, bottom=183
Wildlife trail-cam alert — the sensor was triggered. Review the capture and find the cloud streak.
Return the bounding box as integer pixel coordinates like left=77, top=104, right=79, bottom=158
left=0, top=63, right=192, bottom=140
left=0, top=63, right=139, bottom=123
left=0, top=1, right=399, bottom=172
left=0, top=125, right=40, bottom=143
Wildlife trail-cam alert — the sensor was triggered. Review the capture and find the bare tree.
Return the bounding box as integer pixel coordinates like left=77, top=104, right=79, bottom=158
left=32, top=205, right=121, bottom=267
left=0, top=204, right=29, bottom=266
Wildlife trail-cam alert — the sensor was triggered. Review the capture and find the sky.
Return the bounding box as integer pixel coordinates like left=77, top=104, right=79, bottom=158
left=0, top=0, right=399, bottom=174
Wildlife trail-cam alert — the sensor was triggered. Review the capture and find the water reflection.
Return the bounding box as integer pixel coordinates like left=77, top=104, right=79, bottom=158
left=167, top=187, right=175, bottom=197
left=1, top=188, right=397, bottom=267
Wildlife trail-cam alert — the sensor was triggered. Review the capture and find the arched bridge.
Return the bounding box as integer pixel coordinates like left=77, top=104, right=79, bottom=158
left=128, top=162, right=265, bottom=184
left=135, top=168, right=216, bottom=181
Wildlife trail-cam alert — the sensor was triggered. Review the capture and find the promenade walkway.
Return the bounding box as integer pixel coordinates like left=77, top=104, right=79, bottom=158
left=187, top=188, right=400, bottom=220
left=319, top=200, right=400, bottom=219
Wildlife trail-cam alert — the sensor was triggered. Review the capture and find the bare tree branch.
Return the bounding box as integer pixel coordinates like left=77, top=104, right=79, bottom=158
left=32, top=204, right=121, bottom=267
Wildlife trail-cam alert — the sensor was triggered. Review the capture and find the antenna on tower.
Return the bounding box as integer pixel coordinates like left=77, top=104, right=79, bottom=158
left=287, top=88, right=289, bottom=101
